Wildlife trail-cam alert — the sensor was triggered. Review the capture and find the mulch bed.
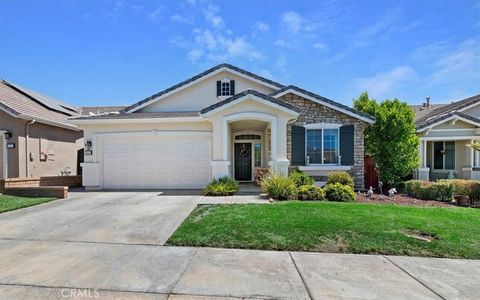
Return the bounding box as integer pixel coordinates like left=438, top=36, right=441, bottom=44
left=356, top=193, right=454, bottom=207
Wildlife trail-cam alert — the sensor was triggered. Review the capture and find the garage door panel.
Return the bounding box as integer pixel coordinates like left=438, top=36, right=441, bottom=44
left=101, top=135, right=211, bottom=189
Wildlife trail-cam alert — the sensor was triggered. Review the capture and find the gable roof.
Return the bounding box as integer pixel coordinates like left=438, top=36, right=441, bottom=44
left=122, top=63, right=285, bottom=113
left=3, top=80, right=79, bottom=115
left=416, top=111, right=480, bottom=131
left=0, top=80, right=80, bottom=130
left=200, top=90, right=300, bottom=115
left=270, top=85, right=375, bottom=123
left=415, top=93, right=480, bottom=131
left=411, top=104, right=447, bottom=122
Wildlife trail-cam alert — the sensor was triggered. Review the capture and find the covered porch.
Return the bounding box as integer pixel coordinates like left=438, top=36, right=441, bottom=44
left=201, top=90, right=300, bottom=182
left=417, top=137, right=480, bottom=181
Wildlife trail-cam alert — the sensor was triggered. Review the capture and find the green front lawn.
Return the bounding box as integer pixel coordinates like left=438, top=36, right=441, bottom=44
left=0, top=195, right=55, bottom=213
left=168, top=202, right=480, bottom=259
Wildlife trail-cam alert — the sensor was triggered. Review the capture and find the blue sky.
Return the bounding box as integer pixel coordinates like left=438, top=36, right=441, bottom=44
left=1, top=0, right=479, bottom=107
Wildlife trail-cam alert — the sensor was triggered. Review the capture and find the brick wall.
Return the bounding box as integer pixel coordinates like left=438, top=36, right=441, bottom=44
left=4, top=186, right=68, bottom=199
left=0, top=175, right=81, bottom=194
left=279, top=93, right=368, bottom=189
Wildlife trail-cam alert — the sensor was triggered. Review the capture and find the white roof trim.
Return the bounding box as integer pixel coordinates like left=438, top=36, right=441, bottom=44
left=201, top=94, right=300, bottom=117
left=68, top=116, right=205, bottom=125
left=304, top=123, right=343, bottom=129
left=126, top=67, right=282, bottom=113
left=458, top=100, right=480, bottom=112
left=417, top=115, right=480, bottom=133
left=272, top=89, right=375, bottom=124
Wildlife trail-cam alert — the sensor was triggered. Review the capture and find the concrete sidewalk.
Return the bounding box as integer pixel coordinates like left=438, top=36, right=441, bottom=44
left=0, top=239, right=478, bottom=300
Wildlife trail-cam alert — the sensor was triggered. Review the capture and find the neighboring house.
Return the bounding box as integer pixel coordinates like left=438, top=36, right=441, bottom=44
left=0, top=80, right=84, bottom=179
left=70, top=64, right=374, bottom=190
left=414, top=94, right=480, bottom=181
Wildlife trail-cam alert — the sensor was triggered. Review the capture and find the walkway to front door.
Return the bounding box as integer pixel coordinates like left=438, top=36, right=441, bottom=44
left=235, top=142, right=252, bottom=181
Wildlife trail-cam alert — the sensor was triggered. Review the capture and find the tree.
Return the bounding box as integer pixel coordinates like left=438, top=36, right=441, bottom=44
left=467, top=140, right=480, bottom=151
left=354, top=92, right=420, bottom=186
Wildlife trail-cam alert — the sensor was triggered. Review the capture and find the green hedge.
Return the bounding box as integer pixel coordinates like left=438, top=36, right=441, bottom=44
left=439, top=179, right=480, bottom=201
left=404, top=180, right=453, bottom=202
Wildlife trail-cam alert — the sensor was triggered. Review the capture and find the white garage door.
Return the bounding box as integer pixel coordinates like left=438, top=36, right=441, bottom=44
left=101, top=134, right=212, bottom=189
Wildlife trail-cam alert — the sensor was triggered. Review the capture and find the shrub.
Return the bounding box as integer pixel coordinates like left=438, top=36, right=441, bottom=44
left=404, top=180, right=422, bottom=196
left=439, top=179, right=480, bottom=201
left=203, top=177, right=239, bottom=196
left=260, top=172, right=297, bottom=200
left=324, top=183, right=355, bottom=202
left=326, top=171, right=354, bottom=188
left=289, top=171, right=315, bottom=187
left=403, top=180, right=453, bottom=202
left=297, top=185, right=326, bottom=201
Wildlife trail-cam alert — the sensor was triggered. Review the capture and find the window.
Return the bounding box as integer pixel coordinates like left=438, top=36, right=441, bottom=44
left=306, top=128, right=339, bottom=165
left=235, top=134, right=261, bottom=140
left=306, top=129, right=322, bottom=164
left=323, top=129, right=339, bottom=164
left=221, top=81, right=230, bottom=96
left=433, top=141, right=455, bottom=170
left=254, top=143, right=261, bottom=167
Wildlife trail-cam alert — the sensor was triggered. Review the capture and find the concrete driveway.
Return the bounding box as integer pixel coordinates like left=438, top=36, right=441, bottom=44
left=0, top=190, right=203, bottom=245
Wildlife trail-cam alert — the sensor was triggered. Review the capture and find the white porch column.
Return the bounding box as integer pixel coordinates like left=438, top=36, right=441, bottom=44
left=470, top=139, right=475, bottom=167
left=269, top=117, right=289, bottom=175
left=417, top=139, right=429, bottom=181
left=210, top=118, right=230, bottom=179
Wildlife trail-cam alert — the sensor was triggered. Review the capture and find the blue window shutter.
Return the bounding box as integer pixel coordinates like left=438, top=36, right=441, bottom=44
left=230, top=80, right=235, bottom=95
left=291, top=125, right=305, bottom=166
left=216, top=81, right=221, bottom=96
left=340, top=125, right=354, bottom=166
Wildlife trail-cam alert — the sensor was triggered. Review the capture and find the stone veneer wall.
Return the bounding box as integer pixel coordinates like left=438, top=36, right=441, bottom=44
left=279, top=93, right=369, bottom=189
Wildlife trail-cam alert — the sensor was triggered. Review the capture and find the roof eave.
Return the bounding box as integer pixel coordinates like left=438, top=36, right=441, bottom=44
left=68, top=116, right=205, bottom=125
left=271, top=87, right=375, bottom=124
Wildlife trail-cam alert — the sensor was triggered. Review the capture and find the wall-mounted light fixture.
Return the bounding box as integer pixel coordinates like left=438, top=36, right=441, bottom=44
left=85, top=140, right=92, bottom=148
left=4, top=132, right=11, bottom=139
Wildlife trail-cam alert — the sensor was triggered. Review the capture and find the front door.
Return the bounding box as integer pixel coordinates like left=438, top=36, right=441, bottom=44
left=235, top=143, right=252, bottom=181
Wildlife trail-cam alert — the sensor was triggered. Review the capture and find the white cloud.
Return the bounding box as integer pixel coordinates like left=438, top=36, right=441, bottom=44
left=353, top=66, right=416, bottom=97
left=274, top=39, right=293, bottom=49
left=431, top=39, right=480, bottom=82
left=275, top=54, right=287, bottom=72
left=253, top=22, right=270, bottom=33
left=149, top=7, right=163, bottom=23
left=171, top=14, right=189, bottom=23
left=313, top=42, right=326, bottom=50
left=188, top=49, right=203, bottom=61
left=202, top=4, right=223, bottom=28
left=282, top=11, right=303, bottom=33
left=185, top=29, right=263, bottom=62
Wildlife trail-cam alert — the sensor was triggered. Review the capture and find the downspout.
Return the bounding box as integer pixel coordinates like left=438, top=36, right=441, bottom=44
left=25, top=119, right=36, bottom=177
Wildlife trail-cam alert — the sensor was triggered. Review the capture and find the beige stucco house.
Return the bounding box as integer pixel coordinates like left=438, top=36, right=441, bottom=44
left=70, top=64, right=374, bottom=190
left=413, top=94, right=480, bottom=181
left=0, top=80, right=84, bottom=179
